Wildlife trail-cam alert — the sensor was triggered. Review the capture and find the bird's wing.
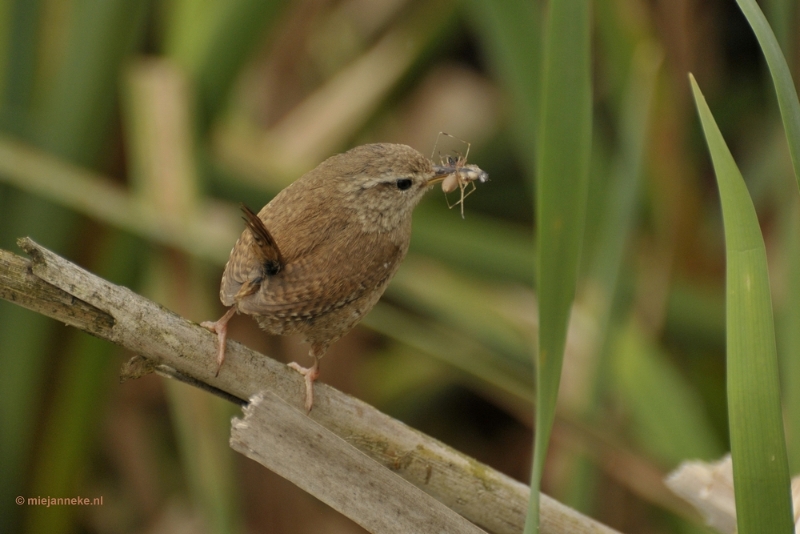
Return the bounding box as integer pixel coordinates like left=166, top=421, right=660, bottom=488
left=234, top=227, right=406, bottom=319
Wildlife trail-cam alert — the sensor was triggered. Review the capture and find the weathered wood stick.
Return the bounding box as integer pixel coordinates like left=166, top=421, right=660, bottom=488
left=0, top=238, right=620, bottom=534
left=231, top=392, right=487, bottom=534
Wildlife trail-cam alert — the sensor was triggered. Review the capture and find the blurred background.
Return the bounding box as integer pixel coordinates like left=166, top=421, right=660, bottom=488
left=0, top=0, right=798, bottom=532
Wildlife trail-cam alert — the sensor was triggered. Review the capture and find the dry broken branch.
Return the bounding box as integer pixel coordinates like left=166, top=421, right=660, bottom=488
left=0, top=238, right=620, bottom=534
left=231, top=392, right=487, bottom=534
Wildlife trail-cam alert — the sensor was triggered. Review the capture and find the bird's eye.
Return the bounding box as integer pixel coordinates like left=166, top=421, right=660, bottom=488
left=396, top=178, right=413, bottom=190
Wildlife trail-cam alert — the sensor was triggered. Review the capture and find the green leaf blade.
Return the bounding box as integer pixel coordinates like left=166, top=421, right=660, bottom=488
left=526, top=0, right=592, bottom=532
left=689, top=74, right=793, bottom=534
left=735, top=0, right=800, bottom=191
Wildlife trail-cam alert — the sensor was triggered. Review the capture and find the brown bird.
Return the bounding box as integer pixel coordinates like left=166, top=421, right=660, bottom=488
left=202, top=143, right=484, bottom=411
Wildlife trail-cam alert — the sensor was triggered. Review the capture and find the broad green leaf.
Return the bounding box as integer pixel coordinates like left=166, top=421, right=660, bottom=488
left=735, top=0, right=800, bottom=191
left=525, top=0, right=592, bottom=532
left=779, top=199, right=800, bottom=473
left=690, top=74, right=793, bottom=534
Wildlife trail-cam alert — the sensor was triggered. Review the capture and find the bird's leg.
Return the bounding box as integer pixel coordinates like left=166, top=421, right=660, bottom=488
left=200, top=306, right=237, bottom=376
left=288, top=344, right=324, bottom=413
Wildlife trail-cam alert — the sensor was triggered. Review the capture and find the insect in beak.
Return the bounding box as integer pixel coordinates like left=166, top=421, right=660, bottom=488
left=429, top=132, right=489, bottom=218
left=428, top=166, right=454, bottom=185
left=429, top=164, right=489, bottom=184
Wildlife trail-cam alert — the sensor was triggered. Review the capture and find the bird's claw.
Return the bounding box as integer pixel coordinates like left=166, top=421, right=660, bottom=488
left=288, top=361, right=320, bottom=413
left=201, top=307, right=236, bottom=375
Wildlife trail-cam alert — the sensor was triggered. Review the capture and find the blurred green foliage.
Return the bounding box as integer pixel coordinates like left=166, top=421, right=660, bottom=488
left=0, top=0, right=798, bottom=532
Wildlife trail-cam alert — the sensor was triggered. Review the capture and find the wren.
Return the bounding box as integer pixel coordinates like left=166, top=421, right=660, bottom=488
left=202, top=143, right=486, bottom=411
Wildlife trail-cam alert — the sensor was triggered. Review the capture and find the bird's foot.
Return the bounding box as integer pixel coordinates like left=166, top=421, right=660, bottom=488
left=288, top=360, right=320, bottom=413
left=201, top=307, right=236, bottom=376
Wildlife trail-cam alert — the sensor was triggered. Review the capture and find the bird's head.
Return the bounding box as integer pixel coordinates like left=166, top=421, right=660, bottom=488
left=318, top=143, right=446, bottom=232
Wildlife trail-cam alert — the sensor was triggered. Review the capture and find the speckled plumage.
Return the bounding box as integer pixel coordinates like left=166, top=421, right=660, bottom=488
left=221, top=143, right=434, bottom=345
left=205, top=143, right=448, bottom=411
